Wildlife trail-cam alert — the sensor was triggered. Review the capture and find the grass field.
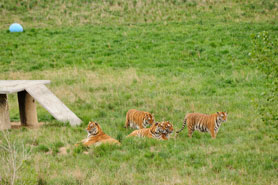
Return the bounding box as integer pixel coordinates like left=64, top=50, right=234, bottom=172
left=1, top=0, right=278, bottom=184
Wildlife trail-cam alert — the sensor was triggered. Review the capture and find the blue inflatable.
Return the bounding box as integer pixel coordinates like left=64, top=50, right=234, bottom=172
left=9, top=23, right=23, bottom=32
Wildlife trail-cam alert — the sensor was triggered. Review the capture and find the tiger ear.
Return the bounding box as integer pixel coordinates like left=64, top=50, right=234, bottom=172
left=155, top=122, right=159, bottom=126
left=217, top=112, right=220, bottom=116
left=95, top=122, right=98, bottom=125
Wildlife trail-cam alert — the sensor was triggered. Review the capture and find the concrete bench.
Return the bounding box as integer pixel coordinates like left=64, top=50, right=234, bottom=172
left=0, top=80, right=82, bottom=130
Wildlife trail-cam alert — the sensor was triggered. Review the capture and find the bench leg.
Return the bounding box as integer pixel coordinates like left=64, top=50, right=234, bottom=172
left=18, top=91, right=38, bottom=127
left=0, top=94, right=11, bottom=130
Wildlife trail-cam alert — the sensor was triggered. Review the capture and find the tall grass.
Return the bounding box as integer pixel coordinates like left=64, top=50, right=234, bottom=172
left=0, top=0, right=277, bottom=29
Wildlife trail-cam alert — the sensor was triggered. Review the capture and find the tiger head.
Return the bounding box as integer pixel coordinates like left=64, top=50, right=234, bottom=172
left=144, top=112, right=155, bottom=127
left=217, top=112, right=228, bottom=122
left=86, top=121, right=101, bottom=136
left=160, top=121, right=174, bottom=135
left=150, top=122, right=164, bottom=136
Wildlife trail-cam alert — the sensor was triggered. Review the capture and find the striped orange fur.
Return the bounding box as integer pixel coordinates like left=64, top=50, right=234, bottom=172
left=81, top=121, right=120, bottom=146
left=160, top=121, right=174, bottom=140
left=125, top=109, right=154, bottom=129
left=127, top=122, right=165, bottom=140
left=176, top=112, right=228, bottom=138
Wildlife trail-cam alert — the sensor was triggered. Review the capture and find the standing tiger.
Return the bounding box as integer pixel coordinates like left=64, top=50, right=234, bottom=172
left=176, top=112, right=228, bottom=138
left=125, top=109, right=154, bottom=129
left=127, top=122, right=165, bottom=140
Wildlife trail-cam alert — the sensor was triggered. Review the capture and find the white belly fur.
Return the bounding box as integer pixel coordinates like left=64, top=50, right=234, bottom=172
left=130, top=122, right=140, bottom=129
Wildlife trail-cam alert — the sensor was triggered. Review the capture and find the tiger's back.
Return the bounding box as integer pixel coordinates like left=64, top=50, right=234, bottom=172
left=127, top=128, right=153, bottom=138
left=127, top=122, right=165, bottom=140
left=83, top=132, right=120, bottom=146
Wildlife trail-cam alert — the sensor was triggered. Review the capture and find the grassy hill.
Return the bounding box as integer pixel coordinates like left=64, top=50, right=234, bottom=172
left=0, top=0, right=278, bottom=184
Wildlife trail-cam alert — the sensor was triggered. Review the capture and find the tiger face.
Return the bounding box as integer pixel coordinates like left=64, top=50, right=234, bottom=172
left=161, top=121, right=173, bottom=135
left=150, top=122, right=164, bottom=135
left=217, top=112, right=228, bottom=122
left=144, top=113, right=155, bottom=127
left=86, top=121, right=100, bottom=136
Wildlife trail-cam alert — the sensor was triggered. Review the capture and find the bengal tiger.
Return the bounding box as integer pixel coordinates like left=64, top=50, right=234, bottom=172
left=80, top=121, right=120, bottom=146
left=160, top=121, right=174, bottom=140
left=125, top=109, right=154, bottom=129
left=176, top=112, right=228, bottom=138
left=127, top=122, right=166, bottom=140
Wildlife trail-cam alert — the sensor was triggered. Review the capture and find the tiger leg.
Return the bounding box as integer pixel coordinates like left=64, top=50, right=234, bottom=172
left=126, top=132, right=134, bottom=137
left=210, top=128, right=216, bottom=139
left=139, top=124, right=144, bottom=129
left=124, top=114, right=129, bottom=128
left=187, top=124, right=194, bottom=138
left=83, top=139, right=97, bottom=146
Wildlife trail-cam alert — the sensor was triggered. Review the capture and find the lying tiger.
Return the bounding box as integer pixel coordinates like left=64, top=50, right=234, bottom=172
left=125, top=109, right=154, bottom=129
left=176, top=112, right=228, bottom=138
left=127, top=121, right=173, bottom=140
left=80, top=121, right=120, bottom=146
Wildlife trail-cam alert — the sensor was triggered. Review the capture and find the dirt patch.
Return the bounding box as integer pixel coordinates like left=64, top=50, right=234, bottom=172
left=10, top=122, right=45, bottom=129
left=58, top=146, right=68, bottom=155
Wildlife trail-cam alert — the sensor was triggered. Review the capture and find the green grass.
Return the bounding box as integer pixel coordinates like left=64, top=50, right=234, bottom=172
left=0, top=0, right=278, bottom=184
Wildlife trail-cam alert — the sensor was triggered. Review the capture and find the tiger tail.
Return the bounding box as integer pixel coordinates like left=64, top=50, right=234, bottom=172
left=176, top=118, right=187, bottom=134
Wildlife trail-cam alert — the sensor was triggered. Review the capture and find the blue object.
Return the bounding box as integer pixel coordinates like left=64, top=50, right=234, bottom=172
left=9, top=23, right=23, bottom=32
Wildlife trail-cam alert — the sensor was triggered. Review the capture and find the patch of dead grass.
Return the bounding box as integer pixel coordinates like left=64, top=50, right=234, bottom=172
left=10, top=122, right=45, bottom=129
left=58, top=146, right=67, bottom=155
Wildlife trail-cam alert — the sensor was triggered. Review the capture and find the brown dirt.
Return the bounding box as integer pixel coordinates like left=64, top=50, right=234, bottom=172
left=10, top=121, right=45, bottom=129
left=58, top=147, right=68, bottom=155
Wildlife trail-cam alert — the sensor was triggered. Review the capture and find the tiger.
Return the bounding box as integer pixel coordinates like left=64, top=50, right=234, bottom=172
left=127, top=122, right=166, bottom=140
left=160, top=121, right=174, bottom=140
left=176, top=112, right=228, bottom=138
left=80, top=121, right=120, bottom=146
left=124, top=109, right=154, bottom=129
